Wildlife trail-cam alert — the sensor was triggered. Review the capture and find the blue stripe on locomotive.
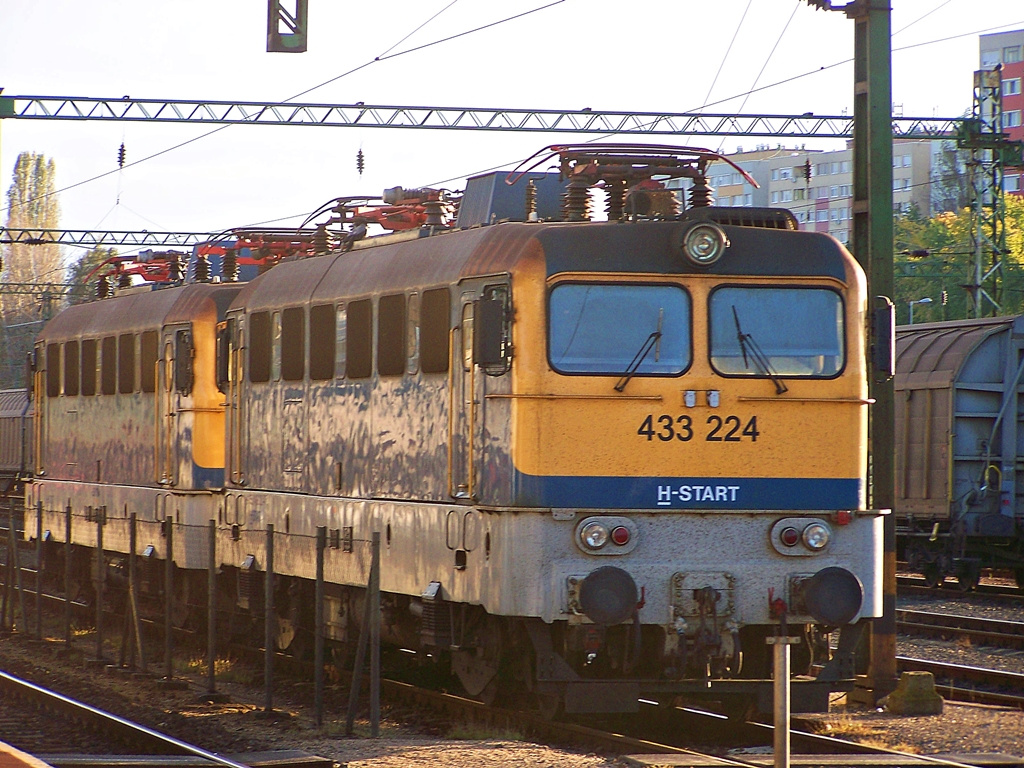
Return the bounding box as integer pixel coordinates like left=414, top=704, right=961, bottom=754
left=512, top=471, right=861, bottom=510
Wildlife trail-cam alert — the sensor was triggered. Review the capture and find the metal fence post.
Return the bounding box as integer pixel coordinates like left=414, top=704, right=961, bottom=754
left=315, top=526, right=325, bottom=727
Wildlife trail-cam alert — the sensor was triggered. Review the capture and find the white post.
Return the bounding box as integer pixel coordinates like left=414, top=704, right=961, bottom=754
left=767, top=636, right=800, bottom=768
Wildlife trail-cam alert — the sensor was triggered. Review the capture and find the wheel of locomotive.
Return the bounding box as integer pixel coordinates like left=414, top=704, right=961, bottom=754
left=168, top=567, right=195, bottom=629
left=451, top=612, right=508, bottom=704
left=922, top=564, right=945, bottom=589
left=275, top=578, right=314, bottom=659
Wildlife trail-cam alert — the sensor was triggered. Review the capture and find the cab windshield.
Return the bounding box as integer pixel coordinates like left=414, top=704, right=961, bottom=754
left=709, top=286, right=844, bottom=378
left=549, top=283, right=691, bottom=375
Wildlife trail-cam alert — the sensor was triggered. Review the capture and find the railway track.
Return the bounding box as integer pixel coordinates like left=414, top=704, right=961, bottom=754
left=897, top=608, right=1024, bottom=650
left=898, top=657, right=1024, bottom=709
left=3, top=545, right=1020, bottom=763
left=0, top=669, right=254, bottom=767
left=897, top=575, right=1024, bottom=604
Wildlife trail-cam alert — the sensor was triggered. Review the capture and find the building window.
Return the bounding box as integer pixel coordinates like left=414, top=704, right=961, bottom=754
left=1005, top=175, right=1021, bottom=193
left=817, top=163, right=828, bottom=176
left=1004, top=45, right=1022, bottom=64
left=781, top=190, right=792, bottom=202
left=840, top=161, right=851, bottom=173
left=830, top=208, right=840, bottom=221
left=771, top=191, right=779, bottom=204
left=817, top=210, right=828, bottom=222
left=1003, top=110, right=1022, bottom=129
left=1004, top=78, right=1022, bottom=97
left=770, top=169, right=779, bottom=181
left=796, top=210, right=806, bottom=223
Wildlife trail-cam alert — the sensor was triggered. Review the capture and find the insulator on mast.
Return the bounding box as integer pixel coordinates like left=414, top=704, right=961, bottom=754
left=356, top=148, right=365, bottom=176
left=117, top=142, right=126, bottom=168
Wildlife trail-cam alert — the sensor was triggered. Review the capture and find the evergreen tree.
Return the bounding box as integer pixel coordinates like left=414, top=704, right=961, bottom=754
left=1, top=152, right=63, bottom=388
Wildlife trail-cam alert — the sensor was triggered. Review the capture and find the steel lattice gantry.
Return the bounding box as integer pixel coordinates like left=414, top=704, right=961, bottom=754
left=0, top=229, right=214, bottom=247
left=0, top=94, right=962, bottom=139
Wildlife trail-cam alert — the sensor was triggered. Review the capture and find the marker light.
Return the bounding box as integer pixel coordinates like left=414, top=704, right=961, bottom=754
left=610, top=526, right=631, bottom=546
left=779, top=526, right=801, bottom=547
left=580, top=522, right=610, bottom=550
left=679, top=222, right=729, bottom=267
left=802, top=522, right=832, bottom=551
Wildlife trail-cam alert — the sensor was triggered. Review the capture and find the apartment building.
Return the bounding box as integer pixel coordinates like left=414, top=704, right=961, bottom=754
left=677, top=140, right=935, bottom=245
left=979, top=30, right=1024, bottom=195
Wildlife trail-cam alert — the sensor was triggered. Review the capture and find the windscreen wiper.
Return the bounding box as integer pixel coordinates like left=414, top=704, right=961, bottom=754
left=732, top=305, right=788, bottom=395
left=614, top=330, right=663, bottom=392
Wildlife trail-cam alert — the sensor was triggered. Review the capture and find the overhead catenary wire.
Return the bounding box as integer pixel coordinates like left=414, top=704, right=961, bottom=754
left=1, top=0, right=566, bottom=223
left=4, top=11, right=1022, bottom=223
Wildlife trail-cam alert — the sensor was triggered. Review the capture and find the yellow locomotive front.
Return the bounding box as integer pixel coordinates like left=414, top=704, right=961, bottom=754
left=479, top=147, right=884, bottom=714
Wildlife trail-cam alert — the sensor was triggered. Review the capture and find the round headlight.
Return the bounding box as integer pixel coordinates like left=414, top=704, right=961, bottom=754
left=802, top=522, right=832, bottom=551
left=580, top=521, right=610, bottom=550
left=679, top=222, right=729, bottom=267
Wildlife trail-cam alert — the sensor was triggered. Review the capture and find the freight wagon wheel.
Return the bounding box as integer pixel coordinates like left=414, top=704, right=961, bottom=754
left=922, top=564, right=945, bottom=589
left=954, top=563, right=980, bottom=592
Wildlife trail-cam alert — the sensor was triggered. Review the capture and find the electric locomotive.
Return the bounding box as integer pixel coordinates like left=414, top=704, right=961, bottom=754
left=29, top=144, right=883, bottom=717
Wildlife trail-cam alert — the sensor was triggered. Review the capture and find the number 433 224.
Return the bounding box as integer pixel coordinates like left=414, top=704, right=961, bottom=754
left=637, top=414, right=760, bottom=442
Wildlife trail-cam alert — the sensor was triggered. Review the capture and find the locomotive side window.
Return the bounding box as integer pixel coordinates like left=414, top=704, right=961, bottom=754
left=64, top=340, right=80, bottom=397
left=271, top=311, right=282, bottom=381
left=709, top=287, right=844, bottom=378
left=46, top=343, right=61, bottom=397
left=309, top=304, right=335, bottom=381
left=81, top=339, right=97, bottom=396
left=281, top=307, right=305, bottom=381
left=335, top=304, right=347, bottom=379
left=378, top=293, right=406, bottom=376
left=140, top=331, right=158, bottom=393
left=118, top=333, right=136, bottom=394
left=249, top=311, right=271, bottom=383
left=420, top=288, right=450, bottom=374
left=407, top=293, right=420, bottom=375
left=101, top=336, right=117, bottom=395
left=174, top=329, right=194, bottom=394
left=347, top=299, right=372, bottom=379
left=548, top=283, right=691, bottom=376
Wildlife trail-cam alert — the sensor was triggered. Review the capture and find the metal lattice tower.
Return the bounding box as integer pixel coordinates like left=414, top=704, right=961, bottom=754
left=962, top=68, right=1011, bottom=317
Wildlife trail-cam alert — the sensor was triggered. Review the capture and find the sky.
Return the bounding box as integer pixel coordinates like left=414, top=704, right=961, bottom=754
left=1, top=0, right=1023, bottom=268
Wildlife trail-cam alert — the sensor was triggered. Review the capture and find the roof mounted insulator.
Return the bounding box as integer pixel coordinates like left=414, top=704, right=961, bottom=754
left=562, top=175, right=592, bottom=221
left=194, top=254, right=211, bottom=283
left=223, top=249, right=240, bottom=282
left=688, top=175, right=714, bottom=208
left=525, top=179, right=538, bottom=222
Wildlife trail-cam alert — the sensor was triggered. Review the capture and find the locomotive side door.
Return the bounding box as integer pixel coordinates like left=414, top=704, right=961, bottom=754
left=155, top=330, right=182, bottom=486
left=449, top=277, right=511, bottom=501
left=220, top=313, right=246, bottom=486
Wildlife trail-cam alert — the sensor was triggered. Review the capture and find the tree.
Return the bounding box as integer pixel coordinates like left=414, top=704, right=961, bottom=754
left=1, top=152, right=63, bottom=388
left=893, top=193, right=1024, bottom=324
left=66, top=247, right=118, bottom=305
